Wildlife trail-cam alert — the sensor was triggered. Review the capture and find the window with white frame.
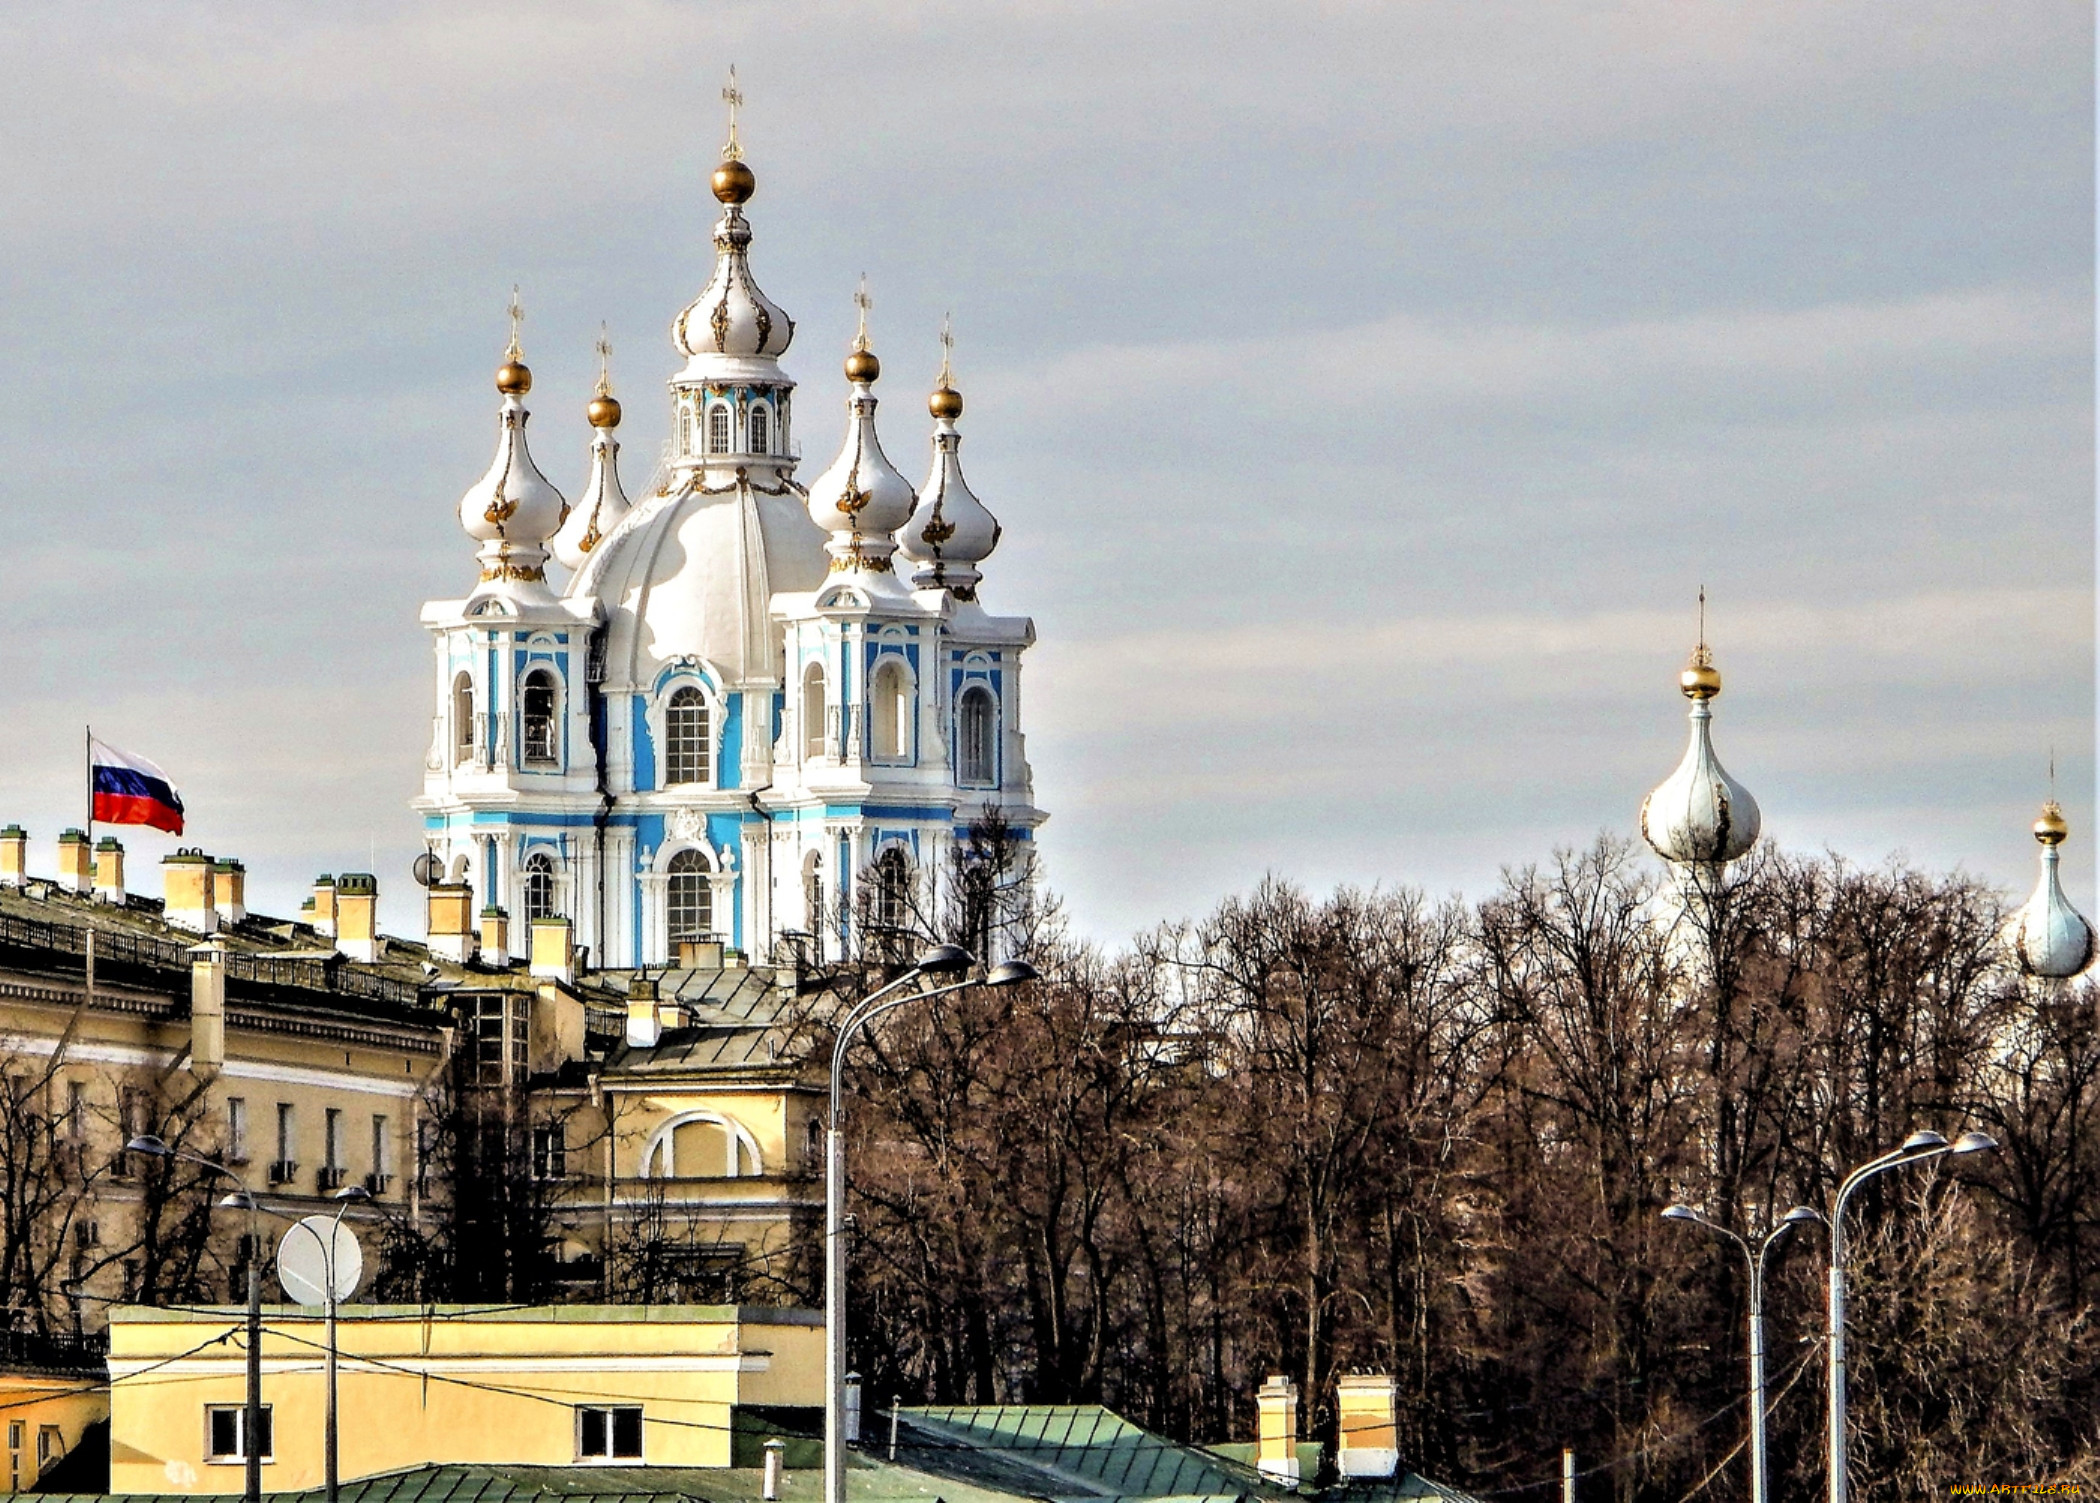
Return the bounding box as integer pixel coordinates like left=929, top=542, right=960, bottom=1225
left=708, top=404, right=731, bottom=454
left=206, top=1405, right=273, bottom=1463
left=521, top=669, right=559, bottom=767
left=452, top=673, right=474, bottom=765
left=665, top=687, right=711, bottom=785
left=668, top=850, right=713, bottom=943
left=577, top=1406, right=642, bottom=1462
left=523, top=853, right=558, bottom=923
left=869, top=658, right=911, bottom=761
left=801, top=662, right=828, bottom=760
left=748, top=403, right=770, bottom=454
left=958, top=685, right=997, bottom=786
left=532, top=1121, right=567, bottom=1180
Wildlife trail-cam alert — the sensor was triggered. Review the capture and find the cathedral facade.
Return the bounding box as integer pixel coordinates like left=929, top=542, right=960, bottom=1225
left=412, top=128, right=1042, bottom=971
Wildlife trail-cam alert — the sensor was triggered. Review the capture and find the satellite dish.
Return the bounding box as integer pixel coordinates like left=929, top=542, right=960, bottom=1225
left=412, top=852, right=441, bottom=888
left=277, top=1216, right=363, bottom=1306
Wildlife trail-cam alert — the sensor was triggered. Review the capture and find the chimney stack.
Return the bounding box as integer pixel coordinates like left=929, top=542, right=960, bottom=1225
left=57, top=830, right=92, bottom=894
left=626, top=974, right=660, bottom=1048
left=426, top=881, right=476, bottom=963
left=189, top=938, right=227, bottom=1077
left=306, top=875, right=338, bottom=937
left=94, top=838, right=125, bottom=905
left=213, top=860, right=246, bottom=924
left=1256, top=1375, right=1301, bottom=1484
left=479, top=906, right=510, bottom=967
left=1336, top=1373, right=1399, bottom=1480
left=529, top=917, right=575, bottom=985
left=335, top=873, right=382, bottom=962
left=161, top=849, right=219, bottom=933
left=0, top=826, right=26, bottom=888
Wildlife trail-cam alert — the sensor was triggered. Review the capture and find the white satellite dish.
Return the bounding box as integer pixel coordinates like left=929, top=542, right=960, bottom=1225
left=277, top=1216, right=363, bottom=1307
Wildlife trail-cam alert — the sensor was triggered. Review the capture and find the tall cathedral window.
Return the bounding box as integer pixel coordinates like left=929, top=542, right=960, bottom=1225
left=521, top=670, right=559, bottom=767
left=668, top=850, right=713, bottom=943
left=801, top=662, right=828, bottom=760
left=708, top=404, right=731, bottom=455
left=452, top=673, right=474, bottom=766
left=958, top=685, right=997, bottom=786
left=871, top=848, right=913, bottom=959
left=522, top=853, right=558, bottom=923
left=869, top=658, right=911, bottom=762
left=748, top=404, right=770, bottom=455
left=665, top=687, right=711, bottom=785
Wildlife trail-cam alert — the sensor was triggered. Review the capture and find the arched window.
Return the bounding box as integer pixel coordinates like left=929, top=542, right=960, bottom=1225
left=869, top=658, right=911, bottom=761
left=683, top=403, right=701, bottom=456
left=452, top=672, right=474, bottom=765
left=668, top=849, right=713, bottom=944
left=642, top=1113, right=761, bottom=1179
left=873, top=848, right=912, bottom=936
left=665, top=687, right=711, bottom=785
left=801, top=662, right=828, bottom=760
left=521, top=669, right=559, bottom=767
left=523, top=852, right=558, bottom=923
left=748, top=404, right=770, bottom=455
left=708, top=404, right=731, bottom=454
left=958, top=685, right=997, bottom=786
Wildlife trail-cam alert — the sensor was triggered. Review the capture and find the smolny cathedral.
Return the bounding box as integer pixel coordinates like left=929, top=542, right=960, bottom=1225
left=412, top=106, right=1040, bottom=971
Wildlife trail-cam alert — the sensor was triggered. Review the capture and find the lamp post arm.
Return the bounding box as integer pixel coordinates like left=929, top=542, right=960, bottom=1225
left=828, top=975, right=983, bottom=1127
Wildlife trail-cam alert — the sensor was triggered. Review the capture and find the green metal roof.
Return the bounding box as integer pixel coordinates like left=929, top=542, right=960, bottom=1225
left=900, top=1406, right=1265, bottom=1501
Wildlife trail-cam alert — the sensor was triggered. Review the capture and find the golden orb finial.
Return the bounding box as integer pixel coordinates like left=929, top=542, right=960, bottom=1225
left=929, top=313, right=963, bottom=419
left=1678, top=588, right=1719, bottom=698
left=2035, top=800, right=2069, bottom=846
left=711, top=68, right=756, bottom=202
left=586, top=326, right=621, bottom=428
left=845, top=275, right=880, bottom=382
left=495, top=285, right=532, bottom=394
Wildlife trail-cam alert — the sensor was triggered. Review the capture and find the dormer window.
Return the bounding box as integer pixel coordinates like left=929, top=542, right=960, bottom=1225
left=708, top=404, right=731, bottom=455
left=749, top=404, right=770, bottom=455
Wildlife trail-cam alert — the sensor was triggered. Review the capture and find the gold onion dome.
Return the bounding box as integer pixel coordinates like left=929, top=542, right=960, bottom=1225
left=1640, top=628, right=1760, bottom=867
left=1680, top=644, right=1721, bottom=699
left=2010, top=798, right=2094, bottom=978
left=930, top=380, right=963, bottom=420
left=2035, top=800, right=2070, bottom=846
left=712, top=157, right=756, bottom=205
left=587, top=393, right=622, bottom=429
left=496, top=359, right=532, bottom=396
left=845, top=346, right=881, bottom=383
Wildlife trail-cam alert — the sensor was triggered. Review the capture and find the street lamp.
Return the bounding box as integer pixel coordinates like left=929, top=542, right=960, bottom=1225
left=127, top=1135, right=266, bottom=1503
left=823, top=948, right=1040, bottom=1503
left=1662, top=1202, right=1823, bottom=1503
left=293, top=1183, right=372, bottom=1503
left=1825, top=1129, right=1996, bottom=1503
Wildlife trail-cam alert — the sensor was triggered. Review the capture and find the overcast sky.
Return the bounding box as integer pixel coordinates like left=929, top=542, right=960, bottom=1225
left=0, top=2, right=2090, bottom=943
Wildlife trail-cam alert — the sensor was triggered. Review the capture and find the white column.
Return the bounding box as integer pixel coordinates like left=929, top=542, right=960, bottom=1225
left=605, top=827, right=637, bottom=968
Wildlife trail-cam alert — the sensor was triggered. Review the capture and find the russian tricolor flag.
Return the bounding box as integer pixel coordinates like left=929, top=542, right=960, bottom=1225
left=90, top=738, right=185, bottom=835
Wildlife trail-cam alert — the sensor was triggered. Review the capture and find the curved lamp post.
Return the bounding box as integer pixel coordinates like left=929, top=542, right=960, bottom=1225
left=823, top=948, right=1040, bottom=1503
left=1825, top=1129, right=1996, bottom=1503
left=1662, top=1202, right=1823, bottom=1503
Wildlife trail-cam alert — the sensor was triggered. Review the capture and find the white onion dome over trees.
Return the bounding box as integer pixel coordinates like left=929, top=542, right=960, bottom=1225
left=804, top=285, right=917, bottom=574
left=2008, top=800, right=2095, bottom=979
left=1639, top=638, right=1762, bottom=867
left=899, top=328, right=1002, bottom=600
left=551, top=336, right=632, bottom=573
left=456, top=299, right=567, bottom=591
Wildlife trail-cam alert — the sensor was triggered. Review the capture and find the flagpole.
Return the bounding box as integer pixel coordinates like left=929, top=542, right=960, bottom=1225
left=84, top=725, right=92, bottom=853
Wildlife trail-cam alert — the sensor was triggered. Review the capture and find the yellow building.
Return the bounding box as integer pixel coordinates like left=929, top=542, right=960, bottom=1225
left=106, top=1304, right=822, bottom=1495
left=0, top=1333, right=107, bottom=1492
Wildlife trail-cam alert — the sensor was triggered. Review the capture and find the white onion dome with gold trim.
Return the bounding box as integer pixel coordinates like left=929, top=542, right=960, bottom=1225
left=900, top=371, right=1001, bottom=598
left=552, top=384, right=631, bottom=573
left=457, top=349, right=565, bottom=585
left=672, top=172, right=793, bottom=365
left=806, top=335, right=916, bottom=573
left=2009, top=801, right=2095, bottom=978
left=1639, top=644, right=1761, bottom=865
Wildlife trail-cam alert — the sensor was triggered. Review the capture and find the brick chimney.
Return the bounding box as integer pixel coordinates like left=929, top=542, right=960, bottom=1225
left=0, top=826, right=26, bottom=888
left=162, top=849, right=219, bottom=933
left=335, top=873, right=381, bottom=962
left=306, top=874, right=338, bottom=937
left=189, top=937, right=227, bottom=1077
left=213, top=860, right=246, bottom=924
left=94, top=838, right=125, bottom=905
left=1256, top=1374, right=1301, bottom=1484
left=479, top=906, right=510, bottom=967
left=426, top=881, right=475, bottom=963
left=529, top=917, right=574, bottom=984
left=626, top=974, right=660, bottom=1048
left=1336, top=1373, right=1399, bottom=1480
left=57, top=830, right=92, bottom=895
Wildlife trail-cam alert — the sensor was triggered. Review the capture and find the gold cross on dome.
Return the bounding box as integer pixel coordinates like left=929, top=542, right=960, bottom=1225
left=938, top=312, right=955, bottom=385
left=722, top=65, right=744, bottom=161
left=852, top=274, right=872, bottom=352
left=506, top=285, right=523, bottom=360
left=595, top=324, right=613, bottom=397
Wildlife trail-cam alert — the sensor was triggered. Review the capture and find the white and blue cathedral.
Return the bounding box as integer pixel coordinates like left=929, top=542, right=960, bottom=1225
left=412, top=129, right=1041, bottom=970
